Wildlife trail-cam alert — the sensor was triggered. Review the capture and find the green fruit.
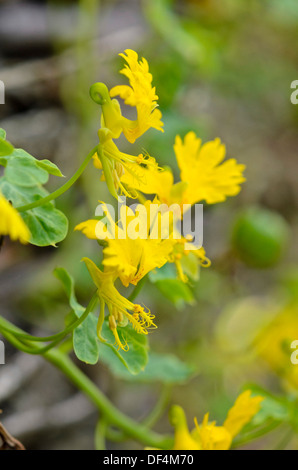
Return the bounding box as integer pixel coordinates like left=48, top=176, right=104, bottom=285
left=231, top=206, right=290, bottom=268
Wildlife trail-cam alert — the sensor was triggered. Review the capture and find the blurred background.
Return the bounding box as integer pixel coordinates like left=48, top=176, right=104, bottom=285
left=1, top=0, right=298, bottom=450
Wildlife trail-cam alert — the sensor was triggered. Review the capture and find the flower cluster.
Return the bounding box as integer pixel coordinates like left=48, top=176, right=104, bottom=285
left=167, top=390, right=263, bottom=450
left=75, top=49, right=246, bottom=350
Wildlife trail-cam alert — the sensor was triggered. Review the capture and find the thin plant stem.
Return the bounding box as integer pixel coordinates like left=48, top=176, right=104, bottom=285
left=44, top=347, right=173, bottom=449
left=231, top=420, right=281, bottom=449
left=0, top=315, right=173, bottom=448
left=0, top=293, right=98, bottom=353
left=143, top=385, right=172, bottom=428
left=16, top=146, right=98, bottom=212
left=128, top=276, right=147, bottom=302
left=106, top=385, right=172, bottom=443
left=95, top=415, right=108, bottom=450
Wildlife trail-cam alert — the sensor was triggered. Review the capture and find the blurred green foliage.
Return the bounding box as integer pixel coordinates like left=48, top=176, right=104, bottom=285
left=2, top=0, right=298, bottom=450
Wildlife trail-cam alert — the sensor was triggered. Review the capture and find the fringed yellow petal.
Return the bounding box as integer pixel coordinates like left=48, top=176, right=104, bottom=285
left=82, top=257, right=157, bottom=349
left=101, top=202, right=175, bottom=287
left=174, top=132, right=246, bottom=205
left=0, top=194, right=30, bottom=244
left=188, top=390, right=263, bottom=450
left=74, top=220, right=99, bottom=240
left=193, top=415, right=232, bottom=451
left=121, top=162, right=173, bottom=204
left=223, top=390, right=264, bottom=439
left=110, top=49, right=164, bottom=143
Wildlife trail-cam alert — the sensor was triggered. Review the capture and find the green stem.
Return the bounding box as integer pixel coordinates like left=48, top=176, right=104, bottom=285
left=128, top=276, right=147, bottom=302
left=97, top=298, right=105, bottom=339
left=143, top=386, right=172, bottom=428
left=106, top=385, right=172, bottom=443
left=0, top=293, right=98, bottom=353
left=44, top=347, right=173, bottom=448
left=95, top=416, right=108, bottom=450
left=16, top=145, right=98, bottom=212
left=97, top=145, right=119, bottom=200
left=231, top=420, right=281, bottom=449
left=143, top=0, right=204, bottom=68
left=0, top=330, right=42, bottom=355
left=274, top=427, right=293, bottom=450
left=1, top=315, right=173, bottom=448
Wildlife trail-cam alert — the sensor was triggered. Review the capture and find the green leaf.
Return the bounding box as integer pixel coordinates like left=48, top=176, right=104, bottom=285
left=0, top=138, right=14, bottom=158
left=5, top=150, right=49, bottom=187
left=155, top=279, right=195, bottom=308
left=246, top=385, right=291, bottom=425
left=149, top=264, right=195, bottom=308
left=21, top=203, right=68, bottom=247
left=149, top=263, right=177, bottom=282
left=54, top=268, right=85, bottom=317
left=138, top=353, right=195, bottom=383
left=1, top=146, right=63, bottom=182
left=0, top=157, right=8, bottom=167
left=100, top=351, right=195, bottom=383
left=0, top=129, right=14, bottom=158
left=73, top=314, right=99, bottom=365
left=0, top=178, right=68, bottom=247
left=0, top=131, right=68, bottom=246
left=54, top=267, right=99, bottom=365
left=180, top=252, right=199, bottom=281
left=99, top=321, right=148, bottom=375
left=36, top=159, right=64, bottom=177
left=0, top=177, right=48, bottom=206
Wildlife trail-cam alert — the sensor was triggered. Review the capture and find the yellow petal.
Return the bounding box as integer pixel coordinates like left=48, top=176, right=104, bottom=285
left=110, top=49, right=164, bottom=143
left=174, top=132, right=246, bottom=205
left=0, top=194, right=30, bottom=244
left=255, top=306, right=298, bottom=388
left=82, top=257, right=156, bottom=340
left=74, top=220, right=99, bottom=240
left=170, top=406, right=201, bottom=450
left=121, top=162, right=174, bottom=203
left=102, top=203, right=174, bottom=286
left=223, top=390, right=264, bottom=439
left=193, top=414, right=232, bottom=450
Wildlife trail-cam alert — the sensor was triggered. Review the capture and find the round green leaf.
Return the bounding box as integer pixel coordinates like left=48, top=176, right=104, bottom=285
left=21, top=203, right=68, bottom=247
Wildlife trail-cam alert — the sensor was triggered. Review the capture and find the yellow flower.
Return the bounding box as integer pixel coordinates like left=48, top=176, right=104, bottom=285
left=76, top=192, right=210, bottom=285
left=193, top=413, right=232, bottom=450
left=76, top=201, right=176, bottom=349
left=223, top=390, right=264, bottom=439
left=255, top=305, right=298, bottom=388
left=168, top=390, right=263, bottom=450
left=121, top=131, right=246, bottom=205
left=174, top=132, right=246, bottom=204
left=90, top=50, right=163, bottom=144
left=169, top=406, right=201, bottom=450
left=121, top=160, right=174, bottom=204
left=82, top=257, right=156, bottom=351
left=76, top=202, right=175, bottom=288
left=0, top=193, right=30, bottom=244
left=170, top=240, right=211, bottom=283
left=92, top=129, right=158, bottom=199
left=110, top=49, right=164, bottom=143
